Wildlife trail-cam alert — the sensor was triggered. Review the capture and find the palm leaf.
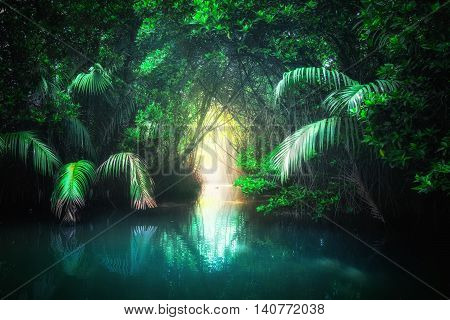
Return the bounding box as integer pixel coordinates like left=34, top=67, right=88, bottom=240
left=343, top=165, right=384, bottom=222
left=102, top=93, right=138, bottom=143
left=70, top=63, right=112, bottom=96
left=0, top=136, right=5, bottom=155
left=97, top=153, right=156, bottom=210
left=1, top=131, right=61, bottom=176
left=63, top=117, right=96, bottom=159
left=37, top=76, right=49, bottom=98
left=273, top=117, right=359, bottom=182
left=38, top=73, right=67, bottom=100
left=51, top=160, right=95, bottom=222
left=324, top=80, right=399, bottom=114
left=275, top=67, right=359, bottom=100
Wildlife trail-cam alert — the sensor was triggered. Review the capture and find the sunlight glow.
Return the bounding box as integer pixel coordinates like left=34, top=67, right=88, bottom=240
left=192, top=107, right=245, bottom=270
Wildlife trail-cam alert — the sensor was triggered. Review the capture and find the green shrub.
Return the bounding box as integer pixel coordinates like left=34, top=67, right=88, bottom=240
left=233, top=175, right=276, bottom=195
left=256, top=185, right=340, bottom=217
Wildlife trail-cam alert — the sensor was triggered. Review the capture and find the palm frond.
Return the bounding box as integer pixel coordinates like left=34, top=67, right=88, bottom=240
left=275, top=67, right=359, bottom=100
left=70, top=63, right=112, bottom=96
left=324, top=80, right=399, bottom=115
left=38, top=74, right=67, bottom=99
left=37, top=76, right=49, bottom=97
left=343, top=165, right=384, bottom=222
left=1, top=131, right=61, bottom=176
left=102, top=93, right=138, bottom=143
left=51, top=160, right=95, bottom=222
left=0, top=136, right=5, bottom=155
left=273, top=117, right=359, bottom=181
left=63, top=117, right=96, bottom=159
left=97, top=153, right=156, bottom=210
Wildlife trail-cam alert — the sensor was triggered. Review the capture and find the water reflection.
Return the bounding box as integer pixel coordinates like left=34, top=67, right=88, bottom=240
left=190, top=185, right=245, bottom=271
left=99, top=225, right=157, bottom=276
left=1, top=202, right=445, bottom=298
left=31, top=274, right=55, bottom=299
left=50, top=226, right=86, bottom=277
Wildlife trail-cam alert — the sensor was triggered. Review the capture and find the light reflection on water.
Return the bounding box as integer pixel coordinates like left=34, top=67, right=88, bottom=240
left=191, top=184, right=243, bottom=271
left=0, top=194, right=446, bottom=299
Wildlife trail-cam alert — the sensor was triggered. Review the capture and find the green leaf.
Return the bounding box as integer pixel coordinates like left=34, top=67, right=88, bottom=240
left=70, top=63, right=112, bottom=96
left=1, top=131, right=61, bottom=176
left=63, top=117, right=96, bottom=159
left=0, top=136, right=5, bottom=155
left=324, top=80, right=399, bottom=115
left=51, top=160, right=95, bottom=222
left=275, top=67, right=358, bottom=101
left=97, top=153, right=156, bottom=210
left=272, top=117, right=359, bottom=181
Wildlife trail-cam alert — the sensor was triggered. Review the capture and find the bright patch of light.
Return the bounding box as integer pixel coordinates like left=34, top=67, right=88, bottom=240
left=192, top=107, right=244, bottom=271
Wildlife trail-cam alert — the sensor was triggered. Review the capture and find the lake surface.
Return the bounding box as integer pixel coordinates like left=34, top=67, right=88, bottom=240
left=0, top=183, right=448, bottom=299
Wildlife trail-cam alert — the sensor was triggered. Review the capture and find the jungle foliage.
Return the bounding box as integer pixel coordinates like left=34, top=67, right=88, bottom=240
left=0, top=0, right=448, bottom=225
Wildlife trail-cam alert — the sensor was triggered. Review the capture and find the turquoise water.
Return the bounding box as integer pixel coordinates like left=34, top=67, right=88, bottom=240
left=0, top=185, right=448, bottom=299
